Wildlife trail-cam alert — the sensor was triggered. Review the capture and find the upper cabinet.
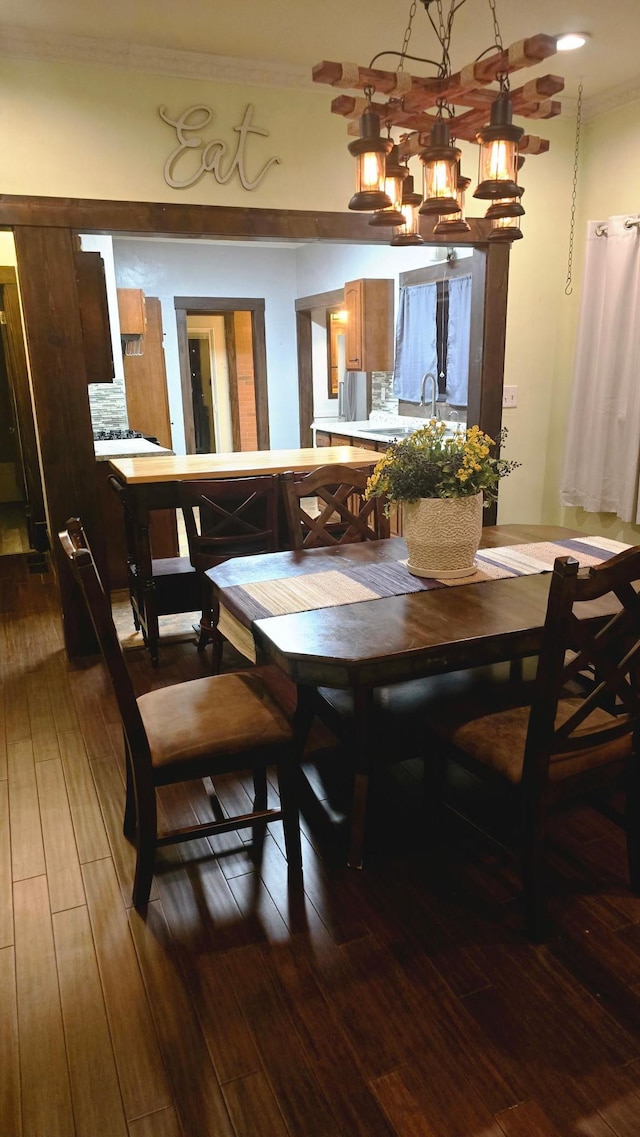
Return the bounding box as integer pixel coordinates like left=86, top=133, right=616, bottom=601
left=344, top=278, right=394, bottom=372
left=117, top=288, right=146, bottom=335
left=74, top=250, right=115, bottom=384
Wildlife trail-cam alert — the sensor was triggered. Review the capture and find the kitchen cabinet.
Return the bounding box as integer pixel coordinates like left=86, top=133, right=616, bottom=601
left=117, top=287, right=146, bottom=335
left=344, top=278, right=394, bottom=372
left=75, top=250, right=114, bottom=384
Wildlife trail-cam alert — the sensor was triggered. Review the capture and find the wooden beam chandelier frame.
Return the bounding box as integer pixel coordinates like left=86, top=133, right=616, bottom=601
left=313, top=0, right=564, bottom=245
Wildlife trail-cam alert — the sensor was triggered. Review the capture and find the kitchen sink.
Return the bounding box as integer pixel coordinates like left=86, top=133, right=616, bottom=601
left=364, top=427, right=417, bottom=438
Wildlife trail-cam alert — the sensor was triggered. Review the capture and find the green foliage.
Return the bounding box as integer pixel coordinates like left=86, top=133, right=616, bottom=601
left=365, top=421, right=519, bottom=507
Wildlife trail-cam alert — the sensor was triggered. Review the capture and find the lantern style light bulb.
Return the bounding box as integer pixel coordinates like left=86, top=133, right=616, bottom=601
left=370, top=145, right=408, bottom=227
left=419, top=118, right=461, bottom=216
left=474, top=91, right=523, bottom=201
left=390, top=173, right=425, bottom=246
left=433, top=167, right=471, bottom=234
left=347, top=106, right=393, bottom=211
left=488, top=202, right=524, bottom=241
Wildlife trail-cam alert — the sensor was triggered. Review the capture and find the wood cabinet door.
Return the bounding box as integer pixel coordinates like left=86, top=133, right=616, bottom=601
left=117, top=288, right=146, bottom=335
left=345, top=280, right=363, bottom=370
left=344, top=279, right=394, bottom=371
left=75, top=250, right=115, bottom=384
left=122, top=297, right=178, bottom=558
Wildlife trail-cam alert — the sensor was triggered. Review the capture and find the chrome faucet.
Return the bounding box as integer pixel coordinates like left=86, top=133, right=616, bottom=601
left=420, top=372, right=438, bottom=418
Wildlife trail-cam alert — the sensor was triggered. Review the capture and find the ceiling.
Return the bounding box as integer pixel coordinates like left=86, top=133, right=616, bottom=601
left=1, top=0, right=640, bottom=104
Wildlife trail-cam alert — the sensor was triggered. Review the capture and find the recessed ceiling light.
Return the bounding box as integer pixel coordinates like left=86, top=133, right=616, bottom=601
left=556, top=32, right=590, bottom=51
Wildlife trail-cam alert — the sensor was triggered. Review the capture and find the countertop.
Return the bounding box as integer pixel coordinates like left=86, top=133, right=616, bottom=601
left=94, top=438, right=175, bottom=461
left=311, top=416, right=464, bottom=443
left=108, top=445, right=381, bottom=484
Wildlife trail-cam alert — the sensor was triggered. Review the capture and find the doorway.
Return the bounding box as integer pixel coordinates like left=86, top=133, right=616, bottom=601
left=175, top=297, right=268, bottom=453
left=0, top=267, right=48, bottom=557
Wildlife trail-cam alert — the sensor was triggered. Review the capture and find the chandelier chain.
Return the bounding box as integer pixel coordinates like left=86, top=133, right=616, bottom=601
left=488, top=0, right=503, bottom=52
left=434, top=1, right=453, bottom=77
left=398, top=0, right=418, bottom=71
left=565, top=79, right=584, bottom=297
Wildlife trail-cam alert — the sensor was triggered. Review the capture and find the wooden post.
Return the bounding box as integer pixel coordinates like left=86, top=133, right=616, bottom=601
left=13, top=225, right=104, bottom=655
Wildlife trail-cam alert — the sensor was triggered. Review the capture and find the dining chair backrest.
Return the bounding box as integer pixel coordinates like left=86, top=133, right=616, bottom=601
left=59, top=518, right=150, bottom=760
left=524, top=546, right=640, bottom=785
left=281, top=464, right=390, bottom=549
left=180, top=475, right=281, bottom=572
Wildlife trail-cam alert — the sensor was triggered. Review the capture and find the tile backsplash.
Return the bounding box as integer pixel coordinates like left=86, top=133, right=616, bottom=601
left=88, top=373, right=129, bottom=434
left=371, top=371, right=398, bottom=415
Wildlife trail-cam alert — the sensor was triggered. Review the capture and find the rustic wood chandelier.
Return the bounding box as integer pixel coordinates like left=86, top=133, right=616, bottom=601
left=313, top=0, right=565, bottom=244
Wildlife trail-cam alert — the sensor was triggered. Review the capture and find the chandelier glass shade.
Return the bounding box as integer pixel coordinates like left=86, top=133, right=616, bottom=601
left=433, top=167, right=472, bottom=235
left=418, top=118, right=461, bottom=216
left=369, top=144, right=408, bottom=226
left=390, top=174, right=425, bottom=246
left=474, top=92, right=524, bottom=201
left=347, top=107, right=393, bottom=211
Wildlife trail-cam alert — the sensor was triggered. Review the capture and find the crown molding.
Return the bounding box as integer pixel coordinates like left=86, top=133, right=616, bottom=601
left=0, top=24, right=316, bottom=91
left=583, top=77, right=640, bottom=122
left=2, top=24, right=640, bottom=122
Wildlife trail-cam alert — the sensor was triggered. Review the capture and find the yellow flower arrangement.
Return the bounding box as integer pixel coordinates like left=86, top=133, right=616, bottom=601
left=365, top=421, right=519, bottom=507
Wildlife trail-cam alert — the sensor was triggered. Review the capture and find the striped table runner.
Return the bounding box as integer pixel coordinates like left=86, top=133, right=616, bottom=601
left=221, top=536, right=631, bottom=624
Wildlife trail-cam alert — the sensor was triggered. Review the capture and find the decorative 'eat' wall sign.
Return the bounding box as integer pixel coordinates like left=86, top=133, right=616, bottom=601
left=158, top=103, right=281, bottom=191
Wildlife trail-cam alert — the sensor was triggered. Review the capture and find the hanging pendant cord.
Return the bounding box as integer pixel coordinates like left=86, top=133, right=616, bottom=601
left=564, top=79, right=584, bottom=297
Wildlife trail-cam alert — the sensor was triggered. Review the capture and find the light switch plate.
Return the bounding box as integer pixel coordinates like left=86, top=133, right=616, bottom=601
left=502, top=386, right=518, bottom=408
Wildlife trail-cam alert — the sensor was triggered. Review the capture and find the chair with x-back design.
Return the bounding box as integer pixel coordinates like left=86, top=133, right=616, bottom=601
left=59, top=516, right=301, bottom=908
left=423, top=547, right=640, bottom=940
left=280, top=464, right=389, bottom=549
left=180, top=475, right=281, bottom=669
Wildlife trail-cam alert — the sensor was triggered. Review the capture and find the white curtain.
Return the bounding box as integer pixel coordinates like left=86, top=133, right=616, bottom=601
left=393, top=282, right=438, bottom=402
left=445, top=273, right=471, bottom=407
left=561, top=215, right=640, bottom=522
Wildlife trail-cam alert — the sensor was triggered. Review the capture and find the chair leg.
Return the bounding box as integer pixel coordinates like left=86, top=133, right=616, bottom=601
left=279, top=750, right=302, bottom=873
left=195, top=612, right=213, bottom=653
left=123, top=737, right=137, bottom=839
left=132, top=785, right=158, bottom=910
left=210, top=627, right=225, bottom=675
left=252, top=767, right=268, bottom=813
left=522, top=793, right=549, bottom=942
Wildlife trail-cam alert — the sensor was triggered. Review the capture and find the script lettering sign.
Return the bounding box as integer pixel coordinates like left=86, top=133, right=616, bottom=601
left=158, top=103, right=281, bottom=191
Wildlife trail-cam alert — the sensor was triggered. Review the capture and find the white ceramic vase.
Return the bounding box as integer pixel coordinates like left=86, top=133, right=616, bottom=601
left=403, top=492, right=483, bottom=579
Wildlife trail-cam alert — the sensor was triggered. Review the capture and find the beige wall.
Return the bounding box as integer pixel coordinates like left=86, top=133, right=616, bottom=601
left=6, top=55, right=637, bottom=535
left=0, top=58, right=351, bottom=209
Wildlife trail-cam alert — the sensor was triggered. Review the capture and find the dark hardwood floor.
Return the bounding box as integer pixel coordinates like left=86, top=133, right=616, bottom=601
left=3, top=551, right=640, bottom=1136
left=0, top=502, right=29, bottom=555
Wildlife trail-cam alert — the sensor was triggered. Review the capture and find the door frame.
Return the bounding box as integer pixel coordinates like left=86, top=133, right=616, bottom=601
left=295, top=287, right=345, bottom=448
left=0, top=193, right=507, bottom=655
left=175, top=296, right=268, bottom=452
left=0, top=267, right=48, bottom=552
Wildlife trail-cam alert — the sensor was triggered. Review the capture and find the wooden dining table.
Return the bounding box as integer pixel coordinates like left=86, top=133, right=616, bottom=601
left=206, top=523, right=626, bottom=867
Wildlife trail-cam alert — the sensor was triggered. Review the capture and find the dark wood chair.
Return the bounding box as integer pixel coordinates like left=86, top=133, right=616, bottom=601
left=423, top=548, right=640, bottom=940
left=180, top=475, right=281, bottom=670
left=108, top=475, right=200, bottom=666
left=59, top=517, right=302, bottom=909
left=281, top=464, right=389, bottom=549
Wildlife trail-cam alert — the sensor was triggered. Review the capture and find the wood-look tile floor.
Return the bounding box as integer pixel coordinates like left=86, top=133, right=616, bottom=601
left=4, top=552, right=640, bottom=1136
